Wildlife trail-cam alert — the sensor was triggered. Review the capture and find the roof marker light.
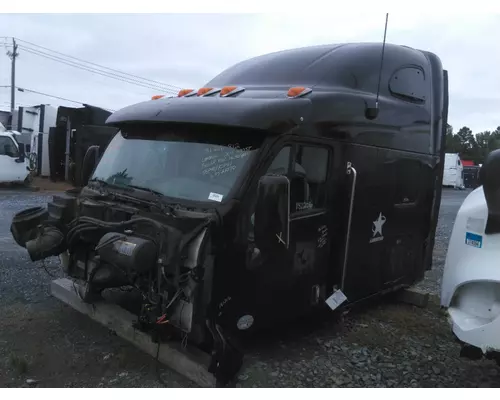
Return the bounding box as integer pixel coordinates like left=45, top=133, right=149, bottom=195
left=220, top=86, right=245, bottom=97
left=197, top=87, right=214, bottom=96
left=178, top=89, right=194, bottom=97
left=151, top=95, right=165, bottom=100
left=287, top=87, right=312, bottom=98
left=199, top=87, right=222, bottom=97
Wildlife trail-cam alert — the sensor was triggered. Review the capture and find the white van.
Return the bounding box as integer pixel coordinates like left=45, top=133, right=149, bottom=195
left=443, top=153, right=465, bottom=189
left=0, top=131, right=30, bottom=184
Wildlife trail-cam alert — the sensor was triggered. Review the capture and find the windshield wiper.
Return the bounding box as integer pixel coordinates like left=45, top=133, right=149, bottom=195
left=125, top=184, right=164, bottom=197
left=88, top=179, right=177, bottom=215
left=125, top=184, right=179, bottom=215
left=88, top=178, right=134, bottom=192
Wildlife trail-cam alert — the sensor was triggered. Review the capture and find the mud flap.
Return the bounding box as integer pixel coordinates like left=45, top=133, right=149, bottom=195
left=206, top=319, right=244, bottom=387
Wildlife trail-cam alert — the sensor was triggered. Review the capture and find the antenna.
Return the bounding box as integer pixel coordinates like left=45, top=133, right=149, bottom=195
left=366, top=13, right=389, bottom=120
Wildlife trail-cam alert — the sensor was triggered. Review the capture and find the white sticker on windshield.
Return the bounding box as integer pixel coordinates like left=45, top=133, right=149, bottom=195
left=208, top=192, right=224, bottom=202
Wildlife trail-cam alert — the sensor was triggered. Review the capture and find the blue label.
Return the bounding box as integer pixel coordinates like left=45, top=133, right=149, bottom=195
left=465, top=232, right=483, bottom=248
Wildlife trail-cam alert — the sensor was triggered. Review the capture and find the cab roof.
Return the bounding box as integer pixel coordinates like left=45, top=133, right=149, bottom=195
left=205, top=42, right=433, bottom=90
left=106, top=42, right=446, bottom=154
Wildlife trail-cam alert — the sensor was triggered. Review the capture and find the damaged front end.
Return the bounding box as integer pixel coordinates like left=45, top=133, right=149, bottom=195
left=10, top=188, right=243, bottom=386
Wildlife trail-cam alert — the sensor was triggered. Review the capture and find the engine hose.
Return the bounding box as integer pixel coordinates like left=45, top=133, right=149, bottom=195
left=78, top=216, right=164, bottom=230
left=68, top=226, right=101, bottom=249
left=66, top=224, right=97, bottom=244
left=73, top=217, right=165, bottom=248
left=66, top=223, right=95, bottom=242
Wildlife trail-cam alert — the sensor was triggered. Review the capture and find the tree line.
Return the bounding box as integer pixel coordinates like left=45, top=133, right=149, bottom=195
left=446, top=124, right=500, bottom=165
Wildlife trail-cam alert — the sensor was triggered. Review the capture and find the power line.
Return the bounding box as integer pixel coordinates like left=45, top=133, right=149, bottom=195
left=14, top=37, right=183, bottom=92
left=1, top=101, right=34, bottom=107
left=18, top=45, right=179, bottom=95
left=15, top=86, right=116, bottom=112
left=18, top=44, right=172, bottom=92
left=18, top=45, right=178, bottom=94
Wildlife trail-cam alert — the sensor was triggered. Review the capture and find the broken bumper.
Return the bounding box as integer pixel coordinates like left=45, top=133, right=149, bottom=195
left=445, top=279, right=500, bottom=356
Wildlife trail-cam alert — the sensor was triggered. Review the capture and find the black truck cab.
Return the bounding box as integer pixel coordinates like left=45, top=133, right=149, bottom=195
left=11, top=42, right=449, bottom=386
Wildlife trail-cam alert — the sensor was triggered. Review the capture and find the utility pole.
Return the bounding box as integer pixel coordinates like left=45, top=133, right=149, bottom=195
left=6, top=38, right=19, bottom=129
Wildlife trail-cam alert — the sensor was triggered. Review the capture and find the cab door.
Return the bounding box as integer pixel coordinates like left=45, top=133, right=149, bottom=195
left=244, top=140, right=336, bottom=326
left=286, top=143, right=332, bottom=315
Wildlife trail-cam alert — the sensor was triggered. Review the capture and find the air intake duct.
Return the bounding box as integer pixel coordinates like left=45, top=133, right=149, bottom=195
left=25, top=225, right=66, bottom=262
left=10, top=207, right=49, bottom=248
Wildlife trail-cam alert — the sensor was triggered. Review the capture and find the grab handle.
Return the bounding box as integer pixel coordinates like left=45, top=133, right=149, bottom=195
left=341, top=161, right=357, bottom=291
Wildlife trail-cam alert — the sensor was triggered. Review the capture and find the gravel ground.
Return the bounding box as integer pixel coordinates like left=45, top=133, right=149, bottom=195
left=1, top=187, right=499, bottom=388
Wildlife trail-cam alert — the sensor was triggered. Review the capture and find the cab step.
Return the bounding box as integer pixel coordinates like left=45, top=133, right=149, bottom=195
left=396, top=286, right=429, bottom=308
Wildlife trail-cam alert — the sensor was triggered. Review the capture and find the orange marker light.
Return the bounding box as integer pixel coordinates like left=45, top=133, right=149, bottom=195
left=287, top=87, right=312, bottom=98
left=220, top=86, right=237, bottom=96
left=151, top=95, right=165, bottom=100
left=197, top=87, right=214, bottom=96
left=178, top=89, right=194, bottom=97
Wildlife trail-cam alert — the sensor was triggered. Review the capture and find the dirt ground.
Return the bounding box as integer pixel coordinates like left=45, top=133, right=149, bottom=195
left=31, top=177, right=75, bottom=192
left=0, top=176, right=75, bottom=193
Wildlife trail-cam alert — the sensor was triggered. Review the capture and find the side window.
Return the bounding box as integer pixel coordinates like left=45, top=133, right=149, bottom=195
left=291, top=145, right=329, bottom=213
left=0, top=136, right=19, bottom=158
left=388, top=67, right=426, bottom=104
left=247, top=144, right=329, bottom=238
left=263, top=144, right=329, bottom=212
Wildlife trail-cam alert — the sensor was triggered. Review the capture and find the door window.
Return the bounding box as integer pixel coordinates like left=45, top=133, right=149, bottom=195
left=0, top=136, right=19, bottom=158
left=265, top=144, right=329, bottom=213
left=291, top=145, right=329, bottom=212
left=247, top=143, right=329, bottom=241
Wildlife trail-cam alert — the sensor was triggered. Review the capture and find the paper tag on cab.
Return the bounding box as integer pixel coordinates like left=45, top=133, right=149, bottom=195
left=325, top=289, right=348, bottom=311
left=208, top=192, right=223, bottom=202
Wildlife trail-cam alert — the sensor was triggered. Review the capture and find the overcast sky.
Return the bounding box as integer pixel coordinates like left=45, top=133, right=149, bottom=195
left=0, top=13, right=499, bottom=134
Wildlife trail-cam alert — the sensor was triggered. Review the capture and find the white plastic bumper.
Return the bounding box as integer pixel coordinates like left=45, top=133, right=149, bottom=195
left=440, top=187, right=500, bottom=353
left=447, top=280, right=500, bottom=353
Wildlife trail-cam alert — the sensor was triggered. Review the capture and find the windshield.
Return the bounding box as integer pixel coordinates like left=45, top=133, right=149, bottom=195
left=91, top=125, right=265, bottom=203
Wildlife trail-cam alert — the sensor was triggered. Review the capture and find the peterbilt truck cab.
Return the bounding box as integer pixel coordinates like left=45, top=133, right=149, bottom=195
left=10, top=42, right=449, bottom=385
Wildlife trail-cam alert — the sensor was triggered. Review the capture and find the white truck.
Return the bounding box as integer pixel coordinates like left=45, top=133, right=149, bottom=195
left=441, top=148, right=500, bottom=363
left=443, top=153, right=465, bottom=190
left=0, top=130, right=30, bottom=184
